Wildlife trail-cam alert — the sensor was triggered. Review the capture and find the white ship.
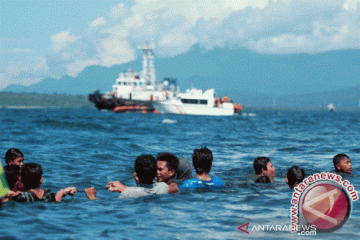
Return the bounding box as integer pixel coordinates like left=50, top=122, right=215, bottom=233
left=89, top=43, right=178, bottom=112
left=89, top=42, right=242, bottom=115
left=153, top=87, right=242, bottom=116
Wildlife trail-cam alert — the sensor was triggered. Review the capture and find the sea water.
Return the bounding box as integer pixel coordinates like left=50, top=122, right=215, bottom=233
left=0, top=108, right=359, bottom=240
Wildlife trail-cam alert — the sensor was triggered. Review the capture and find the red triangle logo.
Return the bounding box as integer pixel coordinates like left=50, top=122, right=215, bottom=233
left=238, top=222, right=250, bottom=234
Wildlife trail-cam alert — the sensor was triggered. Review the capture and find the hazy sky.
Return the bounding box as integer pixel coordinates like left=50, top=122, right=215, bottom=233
left=1, top=0, right=359, bottom=90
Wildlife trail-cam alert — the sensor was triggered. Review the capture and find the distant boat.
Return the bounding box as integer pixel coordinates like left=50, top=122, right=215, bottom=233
left=153, top=88, right=242, bottom=116
left=328, top=104, right=336, bottom=111
left=88, top=43, right=178, bottom=113
left=89, top=42, right=243, bottom=115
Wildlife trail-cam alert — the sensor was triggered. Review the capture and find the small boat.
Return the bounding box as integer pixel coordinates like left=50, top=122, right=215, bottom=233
left=328, top=104, right=336, bottom=111
left=153, top=88, right=242, bottom=116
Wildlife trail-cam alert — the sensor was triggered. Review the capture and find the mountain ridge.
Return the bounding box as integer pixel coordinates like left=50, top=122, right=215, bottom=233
left=2, top=47, right=359, bottom=108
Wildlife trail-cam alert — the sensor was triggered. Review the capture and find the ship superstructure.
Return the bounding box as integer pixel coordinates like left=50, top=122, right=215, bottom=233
left=89, top=43, right=178, bottom=112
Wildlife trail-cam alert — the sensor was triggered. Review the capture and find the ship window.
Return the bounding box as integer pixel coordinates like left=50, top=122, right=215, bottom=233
left=200, top=100, right=207, bottom=104
left=181, top=99, right=200, bottom=104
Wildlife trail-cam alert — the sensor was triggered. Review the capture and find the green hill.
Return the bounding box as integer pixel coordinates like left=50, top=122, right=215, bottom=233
left=0, top=92, right=94, bottom=108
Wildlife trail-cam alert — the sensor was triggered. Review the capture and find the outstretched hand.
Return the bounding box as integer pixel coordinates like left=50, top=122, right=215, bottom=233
left=106, top=181, right=128, bottom=193
left=85, top=187, right=97, bottom=200
left=64, top=187, right=77, bottom=196
left=55, top=187, right=77, bottom=202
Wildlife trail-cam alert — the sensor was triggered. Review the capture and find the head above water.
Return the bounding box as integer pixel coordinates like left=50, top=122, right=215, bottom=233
left=286, top=166, right=305, bottom=189
left=192, top=147, right=213, bottom=175
left=4, top=165, right=22, bottom=190
left=333, top=153, right=352, bottom=174
left=156, top=152, right=179, bottom=183
left=21, top=163, right=43, bottom=190
left=253, top=157, right=276, bottom=179
left=5, top=148, right=24, bottom=166
left=134, top=154, right=157, bottom=185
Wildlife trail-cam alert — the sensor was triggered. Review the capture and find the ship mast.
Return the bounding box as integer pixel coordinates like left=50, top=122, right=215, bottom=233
left=139, top=42, right=156, bottom=87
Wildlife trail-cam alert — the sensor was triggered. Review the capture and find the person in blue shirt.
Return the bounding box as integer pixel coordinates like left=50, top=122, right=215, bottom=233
left=179, top=147, right=224, bottom=190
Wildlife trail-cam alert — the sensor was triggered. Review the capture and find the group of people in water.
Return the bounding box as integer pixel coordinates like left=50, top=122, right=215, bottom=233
left=0, top=147, right=353, bottom=205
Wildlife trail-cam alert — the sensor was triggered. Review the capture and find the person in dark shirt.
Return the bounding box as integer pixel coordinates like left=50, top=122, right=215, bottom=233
left=255, top=175, right=271, bottom=183
left=12, top=163, right=77, bottom=202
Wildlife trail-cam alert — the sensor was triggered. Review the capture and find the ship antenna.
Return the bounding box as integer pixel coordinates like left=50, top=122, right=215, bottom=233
left=139, top=42, right=156, bottom=88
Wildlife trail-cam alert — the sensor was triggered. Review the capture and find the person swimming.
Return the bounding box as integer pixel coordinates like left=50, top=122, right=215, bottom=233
left=285, top=166, right=305, bottom=189
left=253, top=157, right=276, bottom=182
left=5, top=148, right=24, bottom=167
left=333, top=153, right=352, bottom=174
left=179, top=147, right=224, bottom=190
left=11, top=163, right=77, bottom=202
left=86, top=154, right=169, bottom=200
left=156, top=152, right=180, bottom=193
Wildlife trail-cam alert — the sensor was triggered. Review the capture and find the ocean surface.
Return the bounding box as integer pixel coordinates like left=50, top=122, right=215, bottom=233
left=0, top=108, right=359, bottom=240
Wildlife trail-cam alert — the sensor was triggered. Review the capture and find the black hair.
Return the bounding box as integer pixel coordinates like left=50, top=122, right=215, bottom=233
left=192, top=147, right=213, bottom=174
left=156, top=152, right=179, bottom=173
left=4, top=165, right=21, bottom=190
left=134, top=154, right=157, bottom=184
left=21, top=163, right=43, bottom=190
left=255, top=175, right=271, bottom=183
left=287, top=166, right=305, bottom=189
left=333, top=153, right=350, bottom=170
left=5, top=148, right=24, bottom=165
left=176, top=157, right=193, bottom=180
left=253, top=157, right=270, bottom=175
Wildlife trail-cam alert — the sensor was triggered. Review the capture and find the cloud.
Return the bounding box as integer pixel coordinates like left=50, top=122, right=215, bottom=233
left=0, top=55, right=49, bottom=89
left=109, top=3, right=129, bottom=21
left=343, top=0, right=360, bottom=11
left=91, top=17, right=106, bottom=28
left=2, top=0, right=360, bottom=90
left=51, top=29, right=79, bottom=52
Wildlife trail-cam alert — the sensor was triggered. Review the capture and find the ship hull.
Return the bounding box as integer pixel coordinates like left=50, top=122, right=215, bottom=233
left=88, top=92, right=155, bottom=112
left=153, top=101, right=235, bottom=116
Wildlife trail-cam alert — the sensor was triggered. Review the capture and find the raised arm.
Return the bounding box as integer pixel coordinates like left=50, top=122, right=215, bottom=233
left=106, top=181, right=128, bottom=193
